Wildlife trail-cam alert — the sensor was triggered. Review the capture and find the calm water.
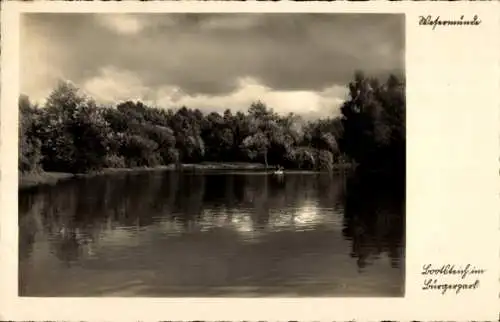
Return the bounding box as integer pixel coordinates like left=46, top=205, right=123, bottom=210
left=19, top=171, right=405, bottom=297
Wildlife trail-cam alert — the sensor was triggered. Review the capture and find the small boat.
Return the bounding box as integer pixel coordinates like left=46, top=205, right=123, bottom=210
left=274, top=169, right=284, bottom=175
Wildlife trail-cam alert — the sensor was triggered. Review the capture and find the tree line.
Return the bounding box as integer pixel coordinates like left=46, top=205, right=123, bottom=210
left=19, top=72, right=405, bottom=175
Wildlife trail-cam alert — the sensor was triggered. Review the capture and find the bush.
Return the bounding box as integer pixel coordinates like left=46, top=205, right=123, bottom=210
left=160, top=148, right=180, bottom=165
left=104, top=154, right=126, bottom=168
left=40, top=132, right=78, bottom=172
left=288, top=147, right=315, bottom=169
left=19, top=137, right=42, bottom=173
left=120, top=134, right=160, bottom=167
left=317, top=150, right=334, bottom=171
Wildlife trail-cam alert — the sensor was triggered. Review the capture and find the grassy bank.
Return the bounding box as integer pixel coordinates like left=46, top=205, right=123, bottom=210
left=18, top=162, right=265, bottom=189
left=19, top=162, right=354, bottom=189
left=19, top=171, right=77, bottom=189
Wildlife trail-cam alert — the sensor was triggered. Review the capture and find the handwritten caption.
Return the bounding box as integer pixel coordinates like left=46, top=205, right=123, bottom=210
left=421, top=264, right=486, bottom=295
left=419, top=15, right=482, bottom=30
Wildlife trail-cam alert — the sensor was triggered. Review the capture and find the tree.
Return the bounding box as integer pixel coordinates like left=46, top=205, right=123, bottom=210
left=19, top=95, right=42, bottom=172
left=45, top=81, right=87, bottom=115
left=120, top=134, right=160, bottom=167
left=201, top=112, right=235, bottom=161
left=41, top=82, right=112, bottom=172
left=287, top=147, right=315, bottom=169
left=22, top=76, right=397, bottom=174
left=339, top=71, right=405, bottom=173
left=317, top=150, right=334, bottom=171
left=241, top=132, right=270, bottom=167
left=143, top=124, right=177, bottom=164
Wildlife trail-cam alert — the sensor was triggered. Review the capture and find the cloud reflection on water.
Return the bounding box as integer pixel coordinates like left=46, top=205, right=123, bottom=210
left=19, top=171, right=404, bottom=296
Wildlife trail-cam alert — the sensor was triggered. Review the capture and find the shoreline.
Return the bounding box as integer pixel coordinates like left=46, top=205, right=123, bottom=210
left=19, top=162, right=354, bottom=190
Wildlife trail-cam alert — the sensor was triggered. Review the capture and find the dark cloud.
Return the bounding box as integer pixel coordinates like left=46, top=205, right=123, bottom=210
left=22, top=13, right=404, bottom=99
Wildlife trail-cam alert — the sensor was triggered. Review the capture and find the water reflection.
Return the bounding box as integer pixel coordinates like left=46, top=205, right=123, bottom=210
left=342, top=174, right=405, bottom=272
left=19, top=171, right=404, bottom=297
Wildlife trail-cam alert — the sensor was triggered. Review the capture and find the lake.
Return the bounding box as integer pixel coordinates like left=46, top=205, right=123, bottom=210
left=19, top=170, right=405, bottom=297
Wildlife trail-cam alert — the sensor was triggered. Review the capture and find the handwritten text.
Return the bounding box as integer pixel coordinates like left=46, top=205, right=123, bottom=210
left=419, top=15, right=482, bottom=30
left=421, top=264, right=486, bottom=295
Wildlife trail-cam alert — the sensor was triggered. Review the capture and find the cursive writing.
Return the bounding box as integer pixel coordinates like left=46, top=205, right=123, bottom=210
left=421, top=264, right=486, bottom=295
left=422, top=278, right=480, bottom=295
left=422, top=264, right=486, bottom=279
left=419, top=15, right=482, bottom=30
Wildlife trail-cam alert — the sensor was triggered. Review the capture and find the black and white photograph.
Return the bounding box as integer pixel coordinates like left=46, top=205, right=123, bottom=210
left=18, top=12, right=406, bottom=297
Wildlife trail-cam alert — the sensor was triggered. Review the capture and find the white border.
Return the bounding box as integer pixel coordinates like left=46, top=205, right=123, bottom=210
left=1, top=2, right=499, bottom=321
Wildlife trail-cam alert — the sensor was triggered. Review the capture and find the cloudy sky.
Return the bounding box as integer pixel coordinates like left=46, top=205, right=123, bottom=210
left=21, top=13, right=404, bottom=118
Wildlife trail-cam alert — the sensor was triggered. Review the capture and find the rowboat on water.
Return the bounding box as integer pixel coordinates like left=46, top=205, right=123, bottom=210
left=273, top=165, right=284, bottom=175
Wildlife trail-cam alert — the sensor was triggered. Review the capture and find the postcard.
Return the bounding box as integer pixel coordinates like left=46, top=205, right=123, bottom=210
left=1, top=1, right=498, bottom=321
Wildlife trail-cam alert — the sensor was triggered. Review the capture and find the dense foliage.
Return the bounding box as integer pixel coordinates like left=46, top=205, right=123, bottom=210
left=339, top=72, right=406, bottom=174
left=19, top=72, right=405, bottom=174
